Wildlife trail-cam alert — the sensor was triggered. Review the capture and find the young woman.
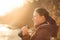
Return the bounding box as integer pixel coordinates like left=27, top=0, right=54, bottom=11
left=18, top=8, right=58, bottom=40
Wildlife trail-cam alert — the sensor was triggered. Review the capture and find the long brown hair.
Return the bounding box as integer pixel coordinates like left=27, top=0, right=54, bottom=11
left=35, top=8, right=56, bottom=25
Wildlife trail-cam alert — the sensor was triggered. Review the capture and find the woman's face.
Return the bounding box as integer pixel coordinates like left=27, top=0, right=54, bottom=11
left=32, top=11, right=46, bottom=26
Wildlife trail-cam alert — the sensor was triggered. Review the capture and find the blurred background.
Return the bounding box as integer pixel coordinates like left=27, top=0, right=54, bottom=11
left=0, top=0, right=60, bottom=40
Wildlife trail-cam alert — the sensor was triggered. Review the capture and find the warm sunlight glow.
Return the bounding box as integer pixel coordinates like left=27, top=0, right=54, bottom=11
left=0, top=24, right=9, bottom=32
left=0, top=0, right=26, bottom=16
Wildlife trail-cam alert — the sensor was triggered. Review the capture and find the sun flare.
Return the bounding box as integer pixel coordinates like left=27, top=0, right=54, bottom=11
left=0, top=0, right=25, bottom=16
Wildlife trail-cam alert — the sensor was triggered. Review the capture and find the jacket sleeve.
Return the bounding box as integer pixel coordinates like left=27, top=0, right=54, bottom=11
left=18, top=31, right=30, bottom=40
left=31, top=28, right=52, bottom=40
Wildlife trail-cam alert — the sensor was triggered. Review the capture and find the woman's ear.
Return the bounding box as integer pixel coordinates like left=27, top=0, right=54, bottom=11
left=42, top=16, right=46, bottom=21
left=42, top=16, right=45, bottom=18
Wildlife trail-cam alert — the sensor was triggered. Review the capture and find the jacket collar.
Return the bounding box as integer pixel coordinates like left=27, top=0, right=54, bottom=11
left=35, top=21, right=49, bottom=28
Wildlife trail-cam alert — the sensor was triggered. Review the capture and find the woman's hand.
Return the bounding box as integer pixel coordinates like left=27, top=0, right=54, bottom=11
left=21, top=25, right=29, bottom=36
